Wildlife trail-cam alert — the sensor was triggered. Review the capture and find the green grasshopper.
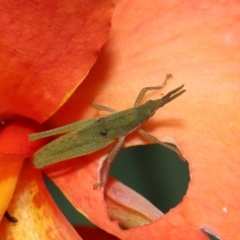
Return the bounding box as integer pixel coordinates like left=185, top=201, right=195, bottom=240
left=29, top=74, right=185, bottom=188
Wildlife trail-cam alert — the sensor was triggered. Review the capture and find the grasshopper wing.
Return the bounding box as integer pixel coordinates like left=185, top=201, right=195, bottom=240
left=29, top=117, right=101, bottom=141
left=32, top=124, right=115, bottom=168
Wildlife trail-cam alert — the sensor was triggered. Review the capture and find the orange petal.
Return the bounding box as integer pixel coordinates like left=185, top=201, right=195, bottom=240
left=105, top=177, right=164, bottom=228
left=0, top=161, right=82, bottom=240
left=0, top=0, right=114, bottom=122
left=46, top=155, right=206, bottom=239
left=0, top=120, right=47, bottom=156
left=45, top=0, right=240, bottom=239
left=0, top=120, right=45, bottom=217
left=45, top=156, right=163, bottom=227
left=0, top=155, right=23, bottom=220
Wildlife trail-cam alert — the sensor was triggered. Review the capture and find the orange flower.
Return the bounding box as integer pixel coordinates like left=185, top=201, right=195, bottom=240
left=0, top=0, right=114, bottom=239
left=1, top=0, right=240, bottom=240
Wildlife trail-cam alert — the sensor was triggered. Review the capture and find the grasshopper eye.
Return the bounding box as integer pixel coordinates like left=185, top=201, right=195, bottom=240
left=99, top=130, right=107, bottom=136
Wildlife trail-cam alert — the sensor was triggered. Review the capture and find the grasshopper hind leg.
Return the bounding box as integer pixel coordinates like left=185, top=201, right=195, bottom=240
left=93, top=136, right=125, bottom=189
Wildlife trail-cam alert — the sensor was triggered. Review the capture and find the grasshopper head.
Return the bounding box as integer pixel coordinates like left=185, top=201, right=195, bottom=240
left=142, top=85, right=186, bottom=119
left=143, top=100, right=159, bottom=118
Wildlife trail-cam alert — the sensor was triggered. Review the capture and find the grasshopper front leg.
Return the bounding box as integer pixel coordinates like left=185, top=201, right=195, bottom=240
left=134, top=74, right=172, bottom=106
left=91, top=101, right=117, bottom=113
